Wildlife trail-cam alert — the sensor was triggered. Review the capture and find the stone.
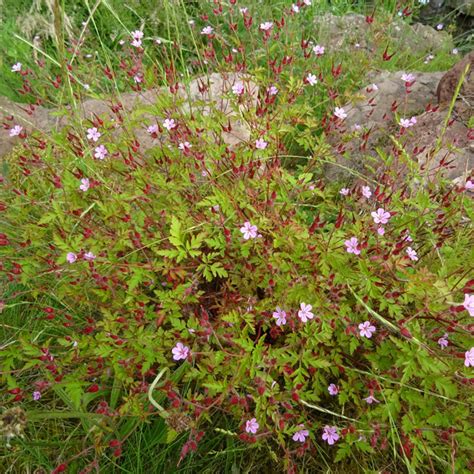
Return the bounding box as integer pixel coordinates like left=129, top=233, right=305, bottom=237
left=313, top=13, right=453, bottom=57
left=437, top=50, right=473, bottom=119
left=406, top=110, right=473, bottom=182
left=326, top=68, right=473, bottom=184
left=0, top=72, right=258, bottom=159
left=325, top=70, right=443, bottom=180
left=180, top=72, right=258, bottom=147
left=448, top=0, right=474, bottom=16
left=0, top=96, right=54, bottom=158
left=344, top=70, right=444, bottom=130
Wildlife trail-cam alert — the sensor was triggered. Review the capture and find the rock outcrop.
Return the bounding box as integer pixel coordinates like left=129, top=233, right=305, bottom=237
left=344, top=71, right=444, bottom=130
left=313, top=13, right=453, bottom=56
left=0, top=73, right=257, bottom=159
left=437, top=50, right=473, bottom=120
left=448, top=0, right=474, bottom=16
left=326, top=54, right=473, bottom=184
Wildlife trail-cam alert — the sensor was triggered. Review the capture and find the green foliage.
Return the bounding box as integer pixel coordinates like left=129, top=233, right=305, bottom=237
left=0, top=1, right=473, bottom=473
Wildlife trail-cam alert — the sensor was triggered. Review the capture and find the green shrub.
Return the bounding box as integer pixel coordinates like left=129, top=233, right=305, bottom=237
left=1, top=1, right=473, bottom=473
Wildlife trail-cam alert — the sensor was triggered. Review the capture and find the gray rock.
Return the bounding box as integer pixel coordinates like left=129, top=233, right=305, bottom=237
left=326, top=69, right=473, bottom=183
left=344, top=70, right=444, bottom=130
left=448, top=0, right=474, bottom=16
left=313, top=13, right=453, bottom=56
left=437, top=51, right=473, bottom=121
left=409, top=110, right=473, bottom=182
left=0, top=72, right=258, bottom=159
left=181, top=72, right=258, bottom=147
left=0, top=97, right=53, bottom=158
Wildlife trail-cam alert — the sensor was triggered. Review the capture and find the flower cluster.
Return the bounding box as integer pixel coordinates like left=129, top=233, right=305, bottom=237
left=1, top=3, right=473, bottom=472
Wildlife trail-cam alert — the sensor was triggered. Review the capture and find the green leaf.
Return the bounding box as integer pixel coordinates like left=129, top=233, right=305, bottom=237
left=334, top=443, right=351, bottom=463
left=169, top=216, right=183, bottom=248
left=349, top=337, right=359, bottom=355
left=210, top=262, right=228, bottom=278
left=128, top=268, right=145, bottom=291
left=434, top=377, right=458, bottom=399
left=166, top=428, right=178, bottom=444
left=37, top=213, right=57, bottom=225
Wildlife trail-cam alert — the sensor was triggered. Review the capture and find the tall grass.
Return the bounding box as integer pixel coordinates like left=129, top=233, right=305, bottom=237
left=0, top=1, right=471, bottom=473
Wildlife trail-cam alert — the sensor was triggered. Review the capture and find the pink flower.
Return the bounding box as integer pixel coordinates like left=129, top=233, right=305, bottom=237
left=260, top=22, right=273, bottom=31
left=172, top=342, right=190, bottom=361
left=371, top=208, right=391, bottom=225
left=94, top=145, right=108, bottom=160
left=400, top=119, right=411, bottom=128
left=362, top=186, right=372, bottom=199
left=465, top=347, right=474, bottom=367
left=232, top=82, right=245, bottom=95
left=9, top=125, right=23, bottom=137
left=334, top=107, right=347, bottom=120
left=328, top=384, right=339, bottom=396
left=133, top=74, right=143, bottom=84
left=87, top=127, right=101, bottom=142
left=292, top=426, right=309, bottom=442
left=322, top=425, right=339, bottom=445
left=240, top=222, right=258, bottom=240
left=178, top=141, right=192, bottom=151
left=306, top=73, right=317, bottom=86
left=377, top=227, right=385, bottom=236
left=363, top=394, right=380, bottom=404
left=358, top=321, right=376, bottom=338
left=438, top=333, right=449, bottom=348
left=11, top=62, right=22, bottom=72
left=399, top=117, right=417, bottom=128
left=406, top=247, right=418, bottom=261
left=66, top=252, right=77, bottom=263
left=465, top=180, right=474, bottom=190
left=401, top=73, right=416, bottom=83
left=298, top=303, right=314, bottom=323
left=273, top=307, right=287, bottom=326
left=245, top=418, right=259, bottom=434
left=403, top=231, right=413, bottom=242
left=463, top=294, right=474, bottom=317
left=255, top=138, right=268, bottom=150
left=163, top=118, right=176, bottom=131
left=32, top=391, right=41, bottom=401
left=131, top=30, right=144, bottom=40
left=131, top=38, right=142, bottom=48
left=84, top=251, right=96, bottom=261
left=79, top=178, right=90, bottom=192
left=201, top=26, right=214, bottom=35
left=344, top=237, right=361, bottom=255
left=292, top=4, right=300, bottom=13
left=313, top=44, right=325, bottom=56
left=267, top=85, right=279, bottom=96
left=339, top=188, right=350, bottom=196
left=147, top=124, right=158, bottom=135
